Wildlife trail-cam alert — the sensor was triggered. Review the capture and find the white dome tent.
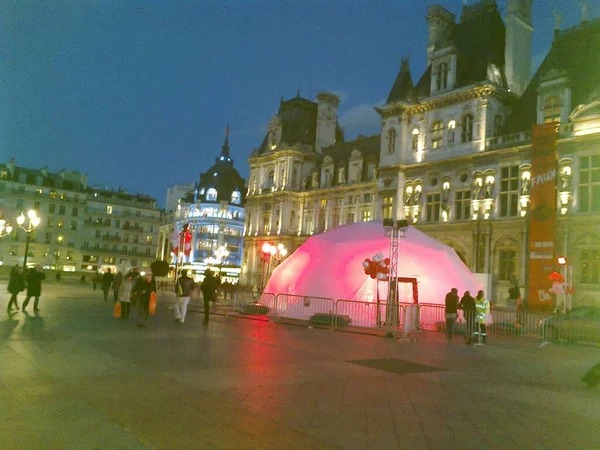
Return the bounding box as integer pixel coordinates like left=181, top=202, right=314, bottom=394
left=261, top=220, right=481, bottom=324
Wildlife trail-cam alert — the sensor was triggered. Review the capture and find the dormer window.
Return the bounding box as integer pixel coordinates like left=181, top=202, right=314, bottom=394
left=206, top=188, right=218, bottom=201
left=435, top=62, right=449, bottom=91
left=323, top=169, right=332, bottom=187
left=461, top=114, right=474, bottom=143
left=231, top=190, right=241, bottom=205
left=543, top=96, right=562, bottom=123
left=267, top=170, right=274, bottom=187
left=338, top=167, right=346, bottom=184
left=411, top=128, right=420, bottom=151
left=431, top=121, right=444, bottom=149
left=387, top=128, right=396, bottom=154
left=447, top=120, right=456, bottom=144
left=269, top=131, right=277, bottom=150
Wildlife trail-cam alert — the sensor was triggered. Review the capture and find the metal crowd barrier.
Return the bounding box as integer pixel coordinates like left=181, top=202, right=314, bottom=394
left=417, top=303, right=446, bottom=331
left=272, top=294, right=336, bottom=326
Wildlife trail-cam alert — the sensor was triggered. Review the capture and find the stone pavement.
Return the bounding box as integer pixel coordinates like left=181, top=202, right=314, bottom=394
left=1, top=280, right=600, bottom=449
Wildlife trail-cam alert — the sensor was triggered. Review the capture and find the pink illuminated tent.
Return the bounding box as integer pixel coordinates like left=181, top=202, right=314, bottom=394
left=263, top=220, right=481, bottom=307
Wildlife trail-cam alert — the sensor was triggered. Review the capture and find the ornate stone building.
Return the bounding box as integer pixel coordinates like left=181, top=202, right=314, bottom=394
left=157, top=131, right=246, bottom=282
left=242, top=93, right=380, bottom=287
left=377, top=0, right=600, bottom=307
left=0, top=159, right=161, bottom=273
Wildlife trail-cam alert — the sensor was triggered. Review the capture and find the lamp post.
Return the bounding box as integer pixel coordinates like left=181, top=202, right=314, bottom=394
left=0, top=219, right=13, bottom=238
left=16, top=209, right=41, bottom=270
left=55, top=235, right=64, bottom=270
left=259, top=242, right=287, bottom=292
left=557, top=256, right=572, bottom=313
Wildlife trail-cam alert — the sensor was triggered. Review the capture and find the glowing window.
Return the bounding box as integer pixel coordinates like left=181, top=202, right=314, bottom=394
left=231, top=190, right=241, bottom=204
left=543, top=96, right=562, bottom=124
left=411, top=128, right=420, bottom=151
left=206, top=188, right=218, bottom=201
left=431, top=121, right=444, bottom=149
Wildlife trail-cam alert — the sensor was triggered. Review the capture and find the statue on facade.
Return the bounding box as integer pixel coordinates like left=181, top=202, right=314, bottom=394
left=404, top=186, right=414, bottom=207
left=560, top=167, right=572, bottom=192
left=520, top=176, right=530, bottom=196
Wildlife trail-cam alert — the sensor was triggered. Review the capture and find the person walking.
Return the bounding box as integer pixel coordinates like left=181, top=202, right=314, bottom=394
left=118, top=272, right=134, bottom=319
left=444, top=288, right=459, bottom=341
left=113, top=271, right=123, bottom=303
left=459, top=290, right=476, bottom=344
left=101, top=269, right=114, bottom=302
left=22, top=265, right=46, bottom=313
left=174, top=269, right=195, bottom=323
left=200, top=270, right=219, bottom=324
left=7, top=266, right=26, bottom=312
left=135, top=270, right=156, bottom=327
left=474, top=290, right=491, bottom=344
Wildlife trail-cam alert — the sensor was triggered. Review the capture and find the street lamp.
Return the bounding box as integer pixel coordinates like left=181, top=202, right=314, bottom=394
left=259, top=242, right=288, bottom=292
left=0, top=219, right=13, bottom=237
left=16, top=209, right=41, bottom=269
left=55, top=235, right=64, bottom=270
left=214, top=245, right=230, bottom=280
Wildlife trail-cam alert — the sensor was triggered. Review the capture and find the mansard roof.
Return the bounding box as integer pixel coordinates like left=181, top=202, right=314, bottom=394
left=254, top=95, right=344, bottom=156
left=503, top=18, right=600, bottom=133
left=386, top=1, right=505, bottom=104
left=321, top=134, right=380, bottom=163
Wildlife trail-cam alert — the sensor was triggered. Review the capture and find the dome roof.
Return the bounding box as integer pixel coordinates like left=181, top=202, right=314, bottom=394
left=196, top=127, right=246, bottom=205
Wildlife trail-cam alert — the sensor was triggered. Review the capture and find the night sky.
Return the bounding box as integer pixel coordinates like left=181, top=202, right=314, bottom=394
left=1, top=0, right=595, bottom=207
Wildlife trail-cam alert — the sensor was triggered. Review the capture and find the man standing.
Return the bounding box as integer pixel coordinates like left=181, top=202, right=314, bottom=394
left=101, top=268, right=114, bottom=302
left=23, top=265, right=46, bottom=313
left=174, top=269, right=195, bottom=323
left=113, top=271, right=123, bottom=303
left=459, top=291, right=476, bottom=344
left=474, top=290, right=491, bottom=344
left=200, top=270, right=219, bottom=324
left=444, top=288, right=459, bottom=341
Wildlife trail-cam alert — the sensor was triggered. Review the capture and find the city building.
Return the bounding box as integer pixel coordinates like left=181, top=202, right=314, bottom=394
left=0, top=159, right=161, bottom=273
left=243, top=92, right=379, bottom=288
left=244, top=0, right=600, bottom=308
left=165, top=183, right=194, bottom=212
left=157, top=130, right=246, bottom=282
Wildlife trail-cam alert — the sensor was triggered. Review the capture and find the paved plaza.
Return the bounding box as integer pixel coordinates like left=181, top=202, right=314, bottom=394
left=1, top=279, right=600, bottom=449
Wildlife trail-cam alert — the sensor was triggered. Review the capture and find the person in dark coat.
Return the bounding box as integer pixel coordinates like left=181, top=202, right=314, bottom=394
left=444, top=288, right=459, bottom=341
left=23, top=265, right=46, bottom=313
left=7, top=266, right=25, bottom=312
left=459, top=290, right=476, bottom=345
left=112, top=271, right=123, bottom=303
left=200, top=270, right=219, bottom=324
left=134, top=270, right=155, bottom=327
left=101, top=269, right=114, bottom=302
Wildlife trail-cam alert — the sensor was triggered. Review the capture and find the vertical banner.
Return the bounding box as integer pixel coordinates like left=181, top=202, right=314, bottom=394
left=527, top=123, right=558, bottom=311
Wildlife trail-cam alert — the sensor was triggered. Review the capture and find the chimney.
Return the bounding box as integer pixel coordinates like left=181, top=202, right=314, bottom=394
left=505, top=0, right=533, bottom=96
left=315, top=92, right=340, bottom=153
left=426, top=5, right=456, bottom=65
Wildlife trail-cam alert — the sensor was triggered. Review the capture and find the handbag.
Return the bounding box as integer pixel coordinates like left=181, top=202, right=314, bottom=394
left=149, top=291, right=157, bottom=315
left=113, top=302, right=121, bottom=318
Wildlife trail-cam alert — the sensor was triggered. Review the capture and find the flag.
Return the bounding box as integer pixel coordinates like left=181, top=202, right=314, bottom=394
left=183, top=226, right=192, bottom=257
left=171, top=227, right=180, bottom=255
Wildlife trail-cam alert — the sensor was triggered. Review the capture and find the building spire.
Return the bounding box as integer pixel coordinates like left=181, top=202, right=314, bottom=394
left=220, top=124, right=230, bottom=159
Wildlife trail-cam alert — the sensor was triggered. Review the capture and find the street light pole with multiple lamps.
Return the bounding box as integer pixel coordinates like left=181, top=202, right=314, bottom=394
left=0, top=218, right=13, bottom=238
left=16, top=209, right=41, bottom=269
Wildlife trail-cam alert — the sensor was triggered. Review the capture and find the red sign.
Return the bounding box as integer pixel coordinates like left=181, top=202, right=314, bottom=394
left=527, top=124, right=558, bottom=311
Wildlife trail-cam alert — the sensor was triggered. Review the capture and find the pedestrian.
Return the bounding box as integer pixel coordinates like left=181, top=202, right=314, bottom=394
left=444, top=287, right=459, bottom=341
left=200, top=269, right=219, bottom=324
left=174, top=269, right=195, bottom=323
left=113, top=271, right=123, bottom=303
left=55, top=271, right=61, bottom=282
left=22, top=265, right=46, bottom=313
left=135, top=269, right=156, bottom=327
left=101, top=268, right=114, bottom=302
left=7, top=266, right=26, bottom=312
left=459, top=290, right=476, bottom=344
left=474, top=290, right=491, bottom=344
left=118, top=272, right=134, bottom=319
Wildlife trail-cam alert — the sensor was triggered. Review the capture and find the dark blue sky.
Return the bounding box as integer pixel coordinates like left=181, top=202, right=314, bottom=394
left=1, top=0, right=595, bottom=207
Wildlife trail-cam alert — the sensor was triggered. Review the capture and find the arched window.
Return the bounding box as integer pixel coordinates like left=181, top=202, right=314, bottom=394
left=290, top=211, right=296, bottom=229
left=461, top=114, right=474, bottom=143
left=431, top=121, right=444, bottom=149
left=447, top=120, right=456, bottom=144
left=267, top=170, right=275, bottom=187
left=435, top=62, right=449, bottom=90
left=324, top=169, right=331, bottom=187
left=387, top=128, right=397, bottom=154
left=411, top=128, right=420, bottom=151
left=231, top=190, right=241, bottom=205
left=493, top=115, right=503, bottom=136
left=543, top=96, right=562, bottom=123
left=206, top=188, right=218, bottom=201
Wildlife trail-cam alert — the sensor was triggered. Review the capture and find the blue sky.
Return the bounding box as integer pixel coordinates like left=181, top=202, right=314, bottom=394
left=0, top=0, right=595, bottom=206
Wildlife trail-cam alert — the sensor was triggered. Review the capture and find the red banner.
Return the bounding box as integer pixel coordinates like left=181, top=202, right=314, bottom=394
left=527, top=124, right=558, bottom=311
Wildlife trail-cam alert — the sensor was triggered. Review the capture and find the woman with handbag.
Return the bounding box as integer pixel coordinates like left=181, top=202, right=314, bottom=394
left=118, top=272, right=135, bottom=319
left=135, top=270, right=156, bottom=327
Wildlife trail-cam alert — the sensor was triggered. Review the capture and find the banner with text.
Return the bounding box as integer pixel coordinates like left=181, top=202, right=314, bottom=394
left=528, top=123, right=558, bottom=311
